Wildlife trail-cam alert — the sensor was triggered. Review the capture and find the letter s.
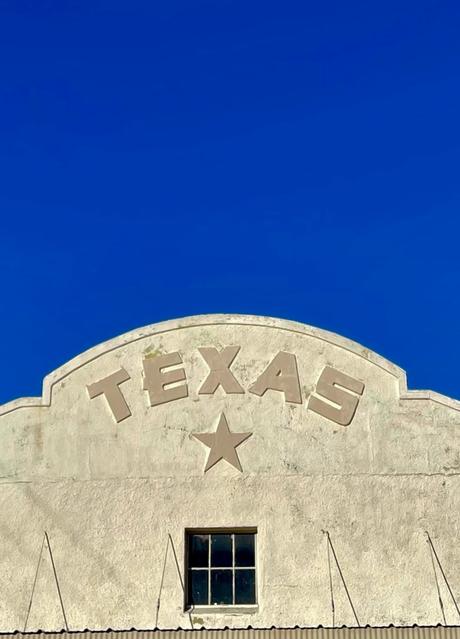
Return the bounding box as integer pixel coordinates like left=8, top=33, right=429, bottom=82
left=308, top=366, right=365, bottom=426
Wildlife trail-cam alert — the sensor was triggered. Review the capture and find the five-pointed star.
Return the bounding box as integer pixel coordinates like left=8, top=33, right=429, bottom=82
left=193, top=413, right=252, bottom=473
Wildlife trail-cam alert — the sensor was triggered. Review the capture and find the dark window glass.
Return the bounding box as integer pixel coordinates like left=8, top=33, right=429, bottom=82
left=189, top=570, right=208, bottom=605
left=211, top=569, right=233, bottom=604
left=211, top=534, right=232, bottom=567
left=235, top=534, right=255, bottom=567
left=190, top=534, right=209, bottom=568
left=235, top=569, right=256, bottom=604
left=187, top=531, right=256, bottom=608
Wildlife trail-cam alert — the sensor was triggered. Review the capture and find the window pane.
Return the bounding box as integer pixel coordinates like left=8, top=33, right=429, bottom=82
left=211, top=534, right=232, bottom=567
left=235, top=569, right=256, bottom=604
left=235, top=534, right=255, bottom=567
left=211, top=569, right=233, bottom=604
left=189, top=570, right=208, bottom=605
left=190, top=534, right=209, bottom=568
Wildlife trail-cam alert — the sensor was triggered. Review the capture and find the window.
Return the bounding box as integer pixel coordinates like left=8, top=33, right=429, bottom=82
left=186, top=530, right=257, bottom=608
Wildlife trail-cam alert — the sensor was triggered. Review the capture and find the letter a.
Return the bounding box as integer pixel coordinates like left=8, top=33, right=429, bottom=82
left=249, top=351, right=302, bottom=404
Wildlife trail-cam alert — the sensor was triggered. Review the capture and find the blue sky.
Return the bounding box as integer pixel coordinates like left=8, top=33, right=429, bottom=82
left=1, top=0, right=459, bottom=404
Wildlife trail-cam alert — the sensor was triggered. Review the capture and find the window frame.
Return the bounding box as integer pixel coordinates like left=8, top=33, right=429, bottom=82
left=184, top=527, right=258, bottom=612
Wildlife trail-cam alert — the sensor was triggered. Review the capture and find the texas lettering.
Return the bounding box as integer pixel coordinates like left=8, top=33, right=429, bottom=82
left=86, top=346, right=365, bottom=427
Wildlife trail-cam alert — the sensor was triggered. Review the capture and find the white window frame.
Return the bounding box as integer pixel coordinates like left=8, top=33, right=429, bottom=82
left=185, top=527, right=258, bottom=612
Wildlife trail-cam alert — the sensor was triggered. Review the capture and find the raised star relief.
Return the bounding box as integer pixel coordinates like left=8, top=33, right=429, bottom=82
left=193, top=413, right=252, bottom=473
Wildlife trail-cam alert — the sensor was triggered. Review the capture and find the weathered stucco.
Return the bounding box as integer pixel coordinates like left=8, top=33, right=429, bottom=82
left=1, top=314, right=460, bottom=632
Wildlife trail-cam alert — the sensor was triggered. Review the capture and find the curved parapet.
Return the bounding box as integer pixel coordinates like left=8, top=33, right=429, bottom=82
left=1, top=314, right=459, bottom=417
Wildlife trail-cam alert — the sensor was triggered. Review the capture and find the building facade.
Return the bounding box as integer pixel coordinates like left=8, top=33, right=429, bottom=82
left=1, top=314, right=460, bottom=632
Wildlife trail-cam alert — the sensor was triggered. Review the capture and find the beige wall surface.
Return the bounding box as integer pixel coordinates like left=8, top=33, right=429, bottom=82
left=1, top=315, right=460, bottom=632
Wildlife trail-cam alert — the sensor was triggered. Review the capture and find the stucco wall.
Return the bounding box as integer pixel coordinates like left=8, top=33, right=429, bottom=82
left=1, top=315, right=460, bottom=631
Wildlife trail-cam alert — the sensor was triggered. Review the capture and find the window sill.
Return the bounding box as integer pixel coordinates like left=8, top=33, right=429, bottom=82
left=186, top=605, right=259, bottom=615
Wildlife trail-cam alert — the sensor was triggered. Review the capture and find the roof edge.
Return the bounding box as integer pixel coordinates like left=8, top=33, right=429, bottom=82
left=1, top=314, right=459, bottom=416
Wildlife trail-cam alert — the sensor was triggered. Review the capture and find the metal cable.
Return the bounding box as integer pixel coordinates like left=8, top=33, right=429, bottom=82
left=426, top=531, right=460, bottom=622
left=324, top=531, right=336, bottom=627
left=427, top=535, right=446, bottom=625
left=155, top=536, right=171, bottom=628
left=45, top=531, right=69, bottom=631
left=155, top=534, right=194, bottom=629
left=23, top=534, right=46, bottom=632
left=324, top=531, right=360, bottom=627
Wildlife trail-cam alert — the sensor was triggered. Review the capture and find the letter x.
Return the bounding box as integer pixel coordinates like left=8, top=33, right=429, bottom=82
left=198, top=346, right=244, bottom=395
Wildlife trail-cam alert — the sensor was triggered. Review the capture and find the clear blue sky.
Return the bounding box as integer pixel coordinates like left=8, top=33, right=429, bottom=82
left=1, top=0, right=459, bottom=405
